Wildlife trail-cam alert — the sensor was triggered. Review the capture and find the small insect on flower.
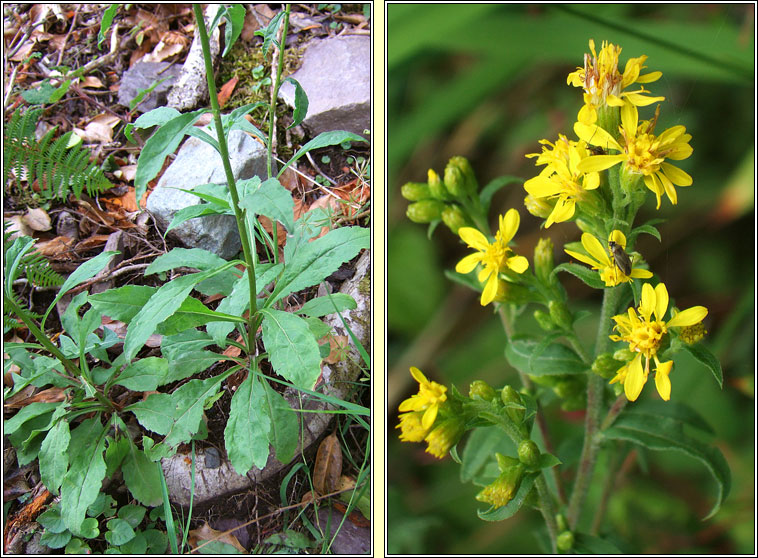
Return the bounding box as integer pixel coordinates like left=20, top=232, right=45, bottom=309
left=608, top=240, right=632, bottom=277
left=588, top=145, right=606, bottom=156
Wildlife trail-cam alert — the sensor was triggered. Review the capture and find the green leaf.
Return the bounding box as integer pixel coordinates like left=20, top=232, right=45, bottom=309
left=270, top=226, right=369, bottom=305
left=61, top=418, right=108, bottom=535
left=505, top=337, right=587, bottom=376
left=262, top=379, right=299, bottom=464
left=553, top=262, right=605, bottom=290
left=127, top=393, right=174, bottom=435
left=297, top=293, right=357, bottom=317
left=629, top=223, right=662, bottom=243
left=221, top=4, right=246, bottom=57
left=157, top=296, right=245, bottom=336
left=133, top=106, right=180, bottom=129
left=39, top=418, right=70, bottom=495
left=682, top=343, right=723, bottom=389
left=89, top=285, right=157, bottom=322
left=39, top=529, right=72, bottom=549
left=42, top=250, right=120, bottom=328
left=477, top=472, right=537, bottom=521
left=122, top=443, right=163, bottom=507
left=225, top=373, right=271, bottom=475
left=4, top=401, right=58, bottom=435
left=283, top=77, right=308, bottom=128
left=134, top=108, right=208, bottom=204
left=165, top=203, right=227, bottom=233
left=536, top=452, right=561, bottom=470
left=628, top=400, right=715, bottom=435
left=602, top=411, right=730, bottom=520
left=238, top=177, right=295, bottom=232
left=105, top=518, right=136, bottom=546
left=479, top=175, right=522, bottom=212
left=129, top=78, right=168, bottom=112
left=255, top=11, right=285, bottom=56
left=123, top=264, right=236, bottom=361
left=573, top=533, right=623, bottom=554
left=98, top=5, right=119, bottom=48
left=278, top=131, right=368, bottom=178
left=261, top=309, right=322, bottom=390
left=115, top=357, right=168, bottom=392
left=460, top=426, right=516, bottom=485
left=146, top=247, right=232, bottom=275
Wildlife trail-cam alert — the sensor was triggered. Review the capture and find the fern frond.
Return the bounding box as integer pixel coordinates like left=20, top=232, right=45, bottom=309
left=3, top=107, right=113, bottom=201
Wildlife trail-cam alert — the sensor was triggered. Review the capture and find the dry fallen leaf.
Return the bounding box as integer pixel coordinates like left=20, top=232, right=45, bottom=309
left=34, top=236, right=75, bottom=259
left=217, top=75, right=238, bottom=108
left=324, top=335, right=350, bottom=365
left=81, top=75, right=105, bottom=88
left=21, top=208, right=51, bottom=231
left=187, top=522, right=246, bottom=553
left=313, top=431, right=342, bottom=495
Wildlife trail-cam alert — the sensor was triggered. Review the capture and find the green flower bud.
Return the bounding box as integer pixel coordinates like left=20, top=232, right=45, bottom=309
left=495, top=452, right=520, bottom=471
left=517, top=439, right=540, bottom=467
left=592, top=352, right=622, bottom=379
left=476, top=455, right=525, bottom=508
left=557, top=530, right=575, bottom=551
left=613, top=348, right=635, bottom=362
left=553, top=378, right=583, bottom=400
left=469, top=380, right=497, bottom=402
left=548, top=300, right=573, bottom=331
left=444, top=156, right=478, bottom=197
left=441, top=204, right=469, bottom=234
left=533, top=237, right=555, bottom=285
left=555, top=514, right=568, bottom=532
left=427, top=169, right=452, bottom=200
left=533, top=308, right=557, bottom=332
left=501, top=385, right=525, bottom=424
left=406, top=199, right=444, bottom=223
left=401, top=181, right=431, bottom=201
left=524, top=194, right=553, bottom=219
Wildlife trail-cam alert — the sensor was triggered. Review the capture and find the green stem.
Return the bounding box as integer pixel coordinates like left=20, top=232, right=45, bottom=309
left=266, top=4, right=291, bottom=179
left=566, top=285, right=622, bottom=529
left=535, top=475, right=559, bottom=553
left=193, top=4, right=258, bottom=356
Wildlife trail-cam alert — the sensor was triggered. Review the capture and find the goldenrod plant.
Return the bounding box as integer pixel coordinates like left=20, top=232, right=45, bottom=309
left=397, top=39, right=727, bottom=554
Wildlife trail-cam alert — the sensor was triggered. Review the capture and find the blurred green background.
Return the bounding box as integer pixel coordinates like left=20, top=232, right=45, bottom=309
left=386, top=4, right=754, bottom=554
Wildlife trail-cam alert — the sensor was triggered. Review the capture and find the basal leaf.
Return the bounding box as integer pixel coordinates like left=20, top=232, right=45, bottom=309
left=122, top=443, right=163, bottom=507
left=39, top=418, right=70, bottom=495
left=115, top=357, right=168, bottom=392
left=225, top=372, right=271, bottom=475
left=262, top=379, right=299, bottom=464
left=88, top=285, right=157, bottom=322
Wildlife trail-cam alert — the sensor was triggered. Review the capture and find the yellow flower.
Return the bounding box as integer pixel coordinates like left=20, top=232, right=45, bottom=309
left=567, top=39, right=665, bottom=125
left=397, top=367, right=447, bottom=442
left=609, top=282, right=708, bottom=401
left=575, top=104, right=693, bottom=208
left=523, top=135, right=600, bottom=228
left=424, top=418, right=465, bottom=459
left=475, top=454, right=525, bottom=508
left=455, top=209, right=529, bottom=306
left=564, top=230, right=653, bottom=287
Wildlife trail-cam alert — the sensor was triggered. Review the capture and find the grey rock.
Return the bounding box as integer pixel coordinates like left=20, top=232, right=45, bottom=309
left=117, top=61, right=182, bottom=113
left=316, top=508, right=370, bottom=554
left=146, top=129, right=267, bottom=259
left=279, top=36, right=370, bottom=137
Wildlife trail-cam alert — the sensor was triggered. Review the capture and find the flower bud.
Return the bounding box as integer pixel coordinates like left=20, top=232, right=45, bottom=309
left=445, top=156, right=478, bottom=197
left=441, top=204, right=469, bottom=234
left=555, top=513, right=568, bottom=532
left=557, top=531, right=575, bottom=551
left=548, top=300, right=573, bottom=331
left=424, top=416, right=466, bottom=459
left=517, top=439, right=540, bottom=467
left=524, top=194, right=552, bottom=219
left=592, top=352, right=622, bottom=379
left=469, top=380, right=497, bottom=402
left=401, top=181, right=431, bottom=201
left=533, top=308, right=557, bottom=332
left=533, top=237, right=555, bottom=285
left=501, top=385, right=525, bottom=424
left=427, top=169, right=452, bottom=200
left=476, top=454, right=525, bottom=508
left=680, top=322, right=707, bottom=345
left=406, top=200, right=444, bottom=223
left=613, top=348, right=635, bottom=362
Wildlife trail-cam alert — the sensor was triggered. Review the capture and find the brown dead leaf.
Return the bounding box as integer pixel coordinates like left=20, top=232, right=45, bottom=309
left=313, top=432, right=342, bottom=495
left=34, top=236, right=75, bottom=259
left=22, top=208, right=51, bottom=231
left=258, top=216, right=287, bottom=247
left=81, top=75, right=105, bottom=88
left=144, top=30, right=188, bottom=63
left=5, top=387, right=67, bottom=409
left=278, top=167, right=300, bottom=191
left=187, top=522, right=246, bottom=553
left=324, top=335, right=349, bottom=365
left=217, top=76, right=238, bottom=108
left=4, top=215, right=33, bottom=239
left=300, top=490, right=316, bottom=507
left=74, top=234, right=111, bottom=252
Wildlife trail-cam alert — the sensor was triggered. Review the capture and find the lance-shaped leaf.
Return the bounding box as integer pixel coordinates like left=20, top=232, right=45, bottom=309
left=225, top=372, right=271, bottom=475
left=260, top=308, right=322, bottom=390
left=122, top=441, right=163, bottom=507
left=262, top=379, right=298, bottom=464
left=601, top=410, right=730, bottom=520
left=238, top=177, right=295, bottom=232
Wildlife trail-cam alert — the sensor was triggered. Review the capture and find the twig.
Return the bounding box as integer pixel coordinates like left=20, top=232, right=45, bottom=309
left=305, top=151, right=338, bottom=186
left=56, top=6, right=79, bottom=66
